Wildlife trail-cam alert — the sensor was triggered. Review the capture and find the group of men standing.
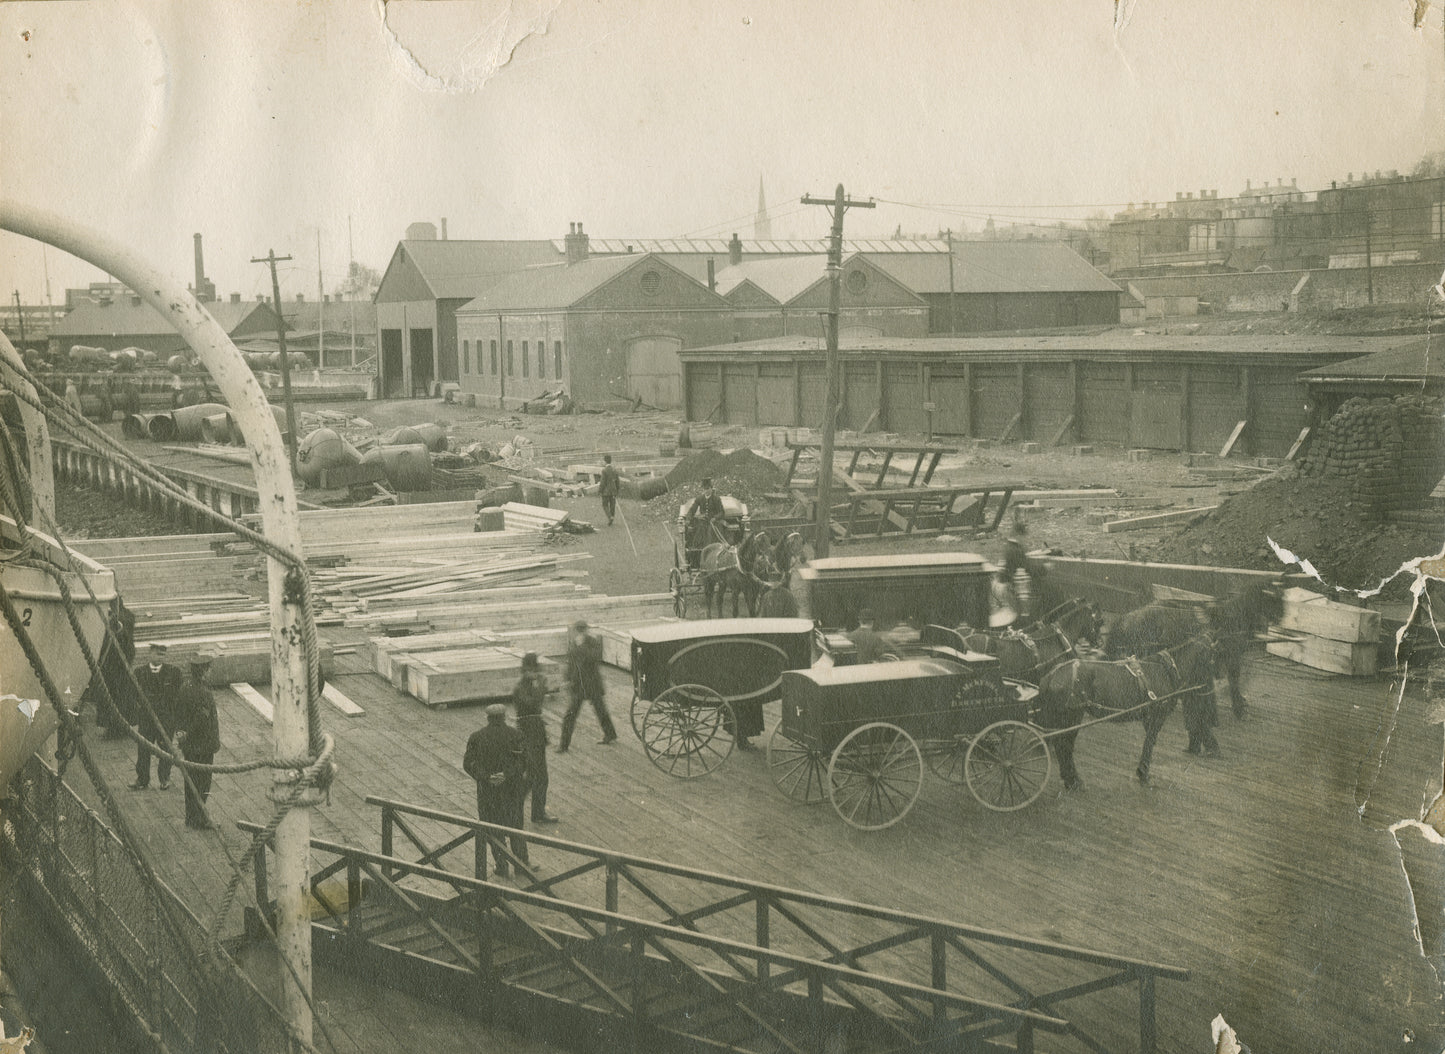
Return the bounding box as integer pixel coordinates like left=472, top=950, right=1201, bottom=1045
left=97, top=637, right=221, bottom=830
left=463, top=619, right=616, bottom=878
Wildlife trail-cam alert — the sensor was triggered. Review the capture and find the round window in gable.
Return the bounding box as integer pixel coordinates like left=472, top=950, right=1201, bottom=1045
left=640, top=270, right=662, bottom=296
left=845, top=269, right=868, bottom=295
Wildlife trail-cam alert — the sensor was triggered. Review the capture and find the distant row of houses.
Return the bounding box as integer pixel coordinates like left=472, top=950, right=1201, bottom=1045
left=374, top=224, right=1123, bottom=407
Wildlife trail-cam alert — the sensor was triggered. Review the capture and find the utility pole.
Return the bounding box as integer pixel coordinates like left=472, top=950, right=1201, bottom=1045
left=945, top=229, right=957, bottom=336
left=252, top=250, right=299, bottom=473
left=801, top=184, right=874, bottom=559
left=316, top=230, right=324, bottom=370
left=12, top=291, right=25, bottom=347
left=347, top=215, right=357, bottom=366
left=1363, top=207, right=1374, bottom=305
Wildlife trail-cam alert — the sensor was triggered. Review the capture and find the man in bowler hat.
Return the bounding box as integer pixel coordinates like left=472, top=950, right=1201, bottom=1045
left=130, top=642, right=183, bottom=790
left=463, top=703, right=531, bottom=879
left=557, top=620, right=616, bottom=752
left=512, top=653, right=559, bottom=824
left=175, top=648, right=222, bottom=829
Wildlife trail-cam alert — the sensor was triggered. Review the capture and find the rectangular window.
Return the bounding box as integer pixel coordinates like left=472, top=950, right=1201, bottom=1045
left=554, top=341, right=563, bottom=378
left=462, top=340, right=470, bottom=374
left=521, top=340, right=529, bottom=378
left=1433, top=202, right=1445, bottom=239
left=537, top=341, right=545, bottom=378
left=490, top=340, right=498, bottom=375
left=506, top=341, right=514, bottom=375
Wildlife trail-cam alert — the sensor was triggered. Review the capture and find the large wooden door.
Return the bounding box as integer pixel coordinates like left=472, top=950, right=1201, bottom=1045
left=625, top=337, right=683, bottom=409
left=1130, top=365, right=1182, bottom=449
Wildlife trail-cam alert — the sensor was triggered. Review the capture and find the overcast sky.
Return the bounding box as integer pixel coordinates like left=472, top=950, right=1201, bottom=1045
left=1, top=0, right=1441, bottom=305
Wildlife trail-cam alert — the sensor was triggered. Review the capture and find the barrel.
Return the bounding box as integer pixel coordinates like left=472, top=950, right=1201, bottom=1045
left=379, top=426, right=423, bottom=447
left=199, top=413, right=232, bottom=444
left=411, top=423, right=448, bottom=452
left=296, top=428, right=362, bottom=487
left=169, top=402, right=230, bottom=441
left=361, top=443, right=432, bottom=491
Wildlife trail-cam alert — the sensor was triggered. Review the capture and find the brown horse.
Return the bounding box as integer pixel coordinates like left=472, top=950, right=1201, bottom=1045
left=957, top=597, right=1105, bottom=684
left=1035, top=635, right=1216, bottom=789
left=700, top=542, right=750, bottom=618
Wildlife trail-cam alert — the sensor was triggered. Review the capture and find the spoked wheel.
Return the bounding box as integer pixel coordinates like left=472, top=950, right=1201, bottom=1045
left=964, top=721, right=1051, bottom=812
left=669, top=567, right=687, bottom=617
left=629, top=693, right=646, bottom=741
left=826, top=722, right=923, bottom=830
left=641, top=684, right=735, bottom=779
left=767, top=726, right=829, bottom=805
left=925, top=736, right=968, bottom=785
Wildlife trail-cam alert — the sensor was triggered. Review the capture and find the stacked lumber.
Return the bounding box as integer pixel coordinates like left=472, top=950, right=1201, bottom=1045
left=1266, top=587, right=1380, bottom=676
left=500, top=501, right=571, bottom=531
left=345, top=591, right=673, bottom=636
left=405, top=647, right=560, bottom=708
left=145, top=632, right=335, bottom=687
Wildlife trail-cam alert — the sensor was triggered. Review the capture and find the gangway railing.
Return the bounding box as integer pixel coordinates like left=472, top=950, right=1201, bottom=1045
left=240, top=818, right=1072, bottom=1054
left=285, top=795, right=1186, bottom=1053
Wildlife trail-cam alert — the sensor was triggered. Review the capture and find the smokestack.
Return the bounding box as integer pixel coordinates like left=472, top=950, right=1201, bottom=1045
left=706, top=258, right=716, bottom=291
left=440, top=217, right=448, bottom=240
left=728, top=233, right=743, bottom=267
left=193, top=233, right=205, bottom=296
left=565, top=221, right=589, bottom=264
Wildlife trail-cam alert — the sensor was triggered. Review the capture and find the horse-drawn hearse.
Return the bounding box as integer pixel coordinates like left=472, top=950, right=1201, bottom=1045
left=633, top=552, right=1262, bottom=819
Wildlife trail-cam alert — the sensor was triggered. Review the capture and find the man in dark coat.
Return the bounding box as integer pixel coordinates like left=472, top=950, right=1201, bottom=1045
left=557, top=620, right=616, bottom=752
left=757, top=575, right=800, bottom=618
left=88, top=600, right=136, bottom=739
left=598, top=454, right=621, bottom=526
left=174, top=649, right=222, bottom=829
left=130, top=643, right=182, bottom=790
left=463, top=704, right=531, bottom=878
left=684, top=478, right=726, bottom=569
left=847, top=611, right=901, bottom=665
left=512, top=653, right=558, bottom=824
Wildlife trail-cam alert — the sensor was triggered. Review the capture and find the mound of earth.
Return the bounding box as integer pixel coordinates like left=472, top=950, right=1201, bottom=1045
left=664, top=448, right=782, bottom=494
left=1148, top=466, right=1442, bottom=595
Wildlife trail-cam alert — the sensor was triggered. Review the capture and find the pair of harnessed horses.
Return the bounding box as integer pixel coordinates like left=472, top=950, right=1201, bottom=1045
left=696, top=525, right=804, bottom=619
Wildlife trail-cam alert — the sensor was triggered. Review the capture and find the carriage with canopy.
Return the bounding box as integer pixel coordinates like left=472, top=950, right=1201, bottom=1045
left=668, top=495, right=750, bottom=618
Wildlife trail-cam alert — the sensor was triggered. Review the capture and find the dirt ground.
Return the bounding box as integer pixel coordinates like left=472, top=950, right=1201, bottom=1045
left=54, top=394, right=1443, bottom=603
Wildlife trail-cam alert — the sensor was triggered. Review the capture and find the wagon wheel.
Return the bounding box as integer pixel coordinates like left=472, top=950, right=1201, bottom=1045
left=629, top=692, right=647, bottom=741
left=964, top=721, right=1051, bottom=812
left=668, top=567, right=688, bottom=618
left=767, top=726, right=829, bottom=805
left=826, top=722, right=923, bottom=830
left=925, top=736, right=969, bottom=785
left=641, top=684, right=735, bottom=779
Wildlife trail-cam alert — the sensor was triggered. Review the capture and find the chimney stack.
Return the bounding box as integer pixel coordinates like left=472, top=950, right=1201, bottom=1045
left=564, top=221, right=589, bottom=264
left=728, top=233, right=743, bottom=267
left=706, top=258, right=716, bottom=292
left=130, top=294, right=142, bottom=306
left=440, top=217, right=448, bottom=240
left=257, top=294, right=266, bottom=303
left=231, top=292, right=241, bottom=304
left=296, top=293, right=305, bottom=302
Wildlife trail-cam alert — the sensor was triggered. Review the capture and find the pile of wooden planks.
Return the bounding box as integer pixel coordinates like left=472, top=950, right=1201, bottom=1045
left=1266, top=587, right=1380, bottom=676
left=499, top=501, right=573, bottom=531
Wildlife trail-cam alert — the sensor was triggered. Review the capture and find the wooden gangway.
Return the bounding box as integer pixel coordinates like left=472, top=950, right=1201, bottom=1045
left=242, top=797, right=1187, bottom=1053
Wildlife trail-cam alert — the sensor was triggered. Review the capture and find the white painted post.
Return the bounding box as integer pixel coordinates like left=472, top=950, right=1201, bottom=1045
left=0, top=201, right=317, bottom=1049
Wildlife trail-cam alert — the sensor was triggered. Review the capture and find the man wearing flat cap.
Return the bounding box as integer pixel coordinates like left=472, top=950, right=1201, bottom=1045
left=557, top=619, right=616, bottom=752
left=175, top=648, right=222, bottom=830
left=130, top=642, right=183, bottom=791
left=512, top=653, right=558, bottom=824
left=463, top=703, right=531, bottom=879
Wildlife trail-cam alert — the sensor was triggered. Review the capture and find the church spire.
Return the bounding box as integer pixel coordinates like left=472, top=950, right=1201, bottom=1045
left=753, top=175, right=773, bottom=241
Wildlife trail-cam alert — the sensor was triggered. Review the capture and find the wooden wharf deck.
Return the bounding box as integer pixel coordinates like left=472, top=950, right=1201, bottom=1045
left=57, top=628, right=1445, bottom=1053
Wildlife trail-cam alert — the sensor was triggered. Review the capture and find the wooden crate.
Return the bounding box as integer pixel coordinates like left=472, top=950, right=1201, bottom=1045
left=1276, top=588, right=1379, bottom=644
left=1267, top=637, right=1377, bottom=677
left=405, top=647, right=559, bottom=708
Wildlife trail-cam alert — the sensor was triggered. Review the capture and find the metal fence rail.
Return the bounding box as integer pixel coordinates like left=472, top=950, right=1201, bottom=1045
left=242, top=820, right=1071, bottom=1054
left=249, top=795, right=1187, bottom=1053
left=1, top=758, right=295, bottom=1054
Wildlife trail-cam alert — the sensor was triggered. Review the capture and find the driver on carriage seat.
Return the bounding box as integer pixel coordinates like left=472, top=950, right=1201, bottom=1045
left=684, top=478, right=727, bottom=570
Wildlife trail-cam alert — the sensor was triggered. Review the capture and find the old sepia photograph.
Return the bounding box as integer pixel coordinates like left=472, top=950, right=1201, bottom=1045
left=1, top=1, right=1444, bottom=1051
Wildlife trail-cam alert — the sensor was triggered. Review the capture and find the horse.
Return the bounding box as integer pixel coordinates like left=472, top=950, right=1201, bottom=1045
left=737, top=530, right=775, bottom=617
left=1035, top=634, right=1217, bottom=789
left=957, top=597, right=1104, bottom=684
left=700, top=540, right=751, bottom=618
left=1107, top=580, right=1281, bottom=718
